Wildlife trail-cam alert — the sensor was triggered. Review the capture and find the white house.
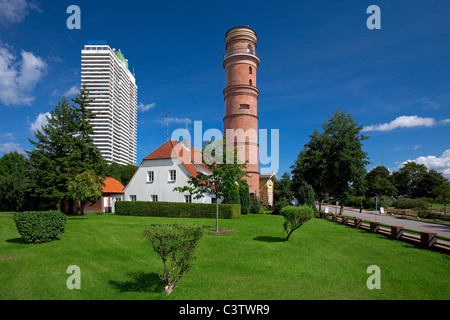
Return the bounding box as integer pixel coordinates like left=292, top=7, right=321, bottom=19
left=124, top=140, right=218, bottom=203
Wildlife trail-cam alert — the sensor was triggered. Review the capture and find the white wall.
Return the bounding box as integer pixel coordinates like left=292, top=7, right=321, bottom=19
left=124, top=157, right=215, bottom=203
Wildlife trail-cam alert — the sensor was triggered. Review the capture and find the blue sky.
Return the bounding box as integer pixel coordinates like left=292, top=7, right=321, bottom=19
left=0, top=0, right=449, bottom=178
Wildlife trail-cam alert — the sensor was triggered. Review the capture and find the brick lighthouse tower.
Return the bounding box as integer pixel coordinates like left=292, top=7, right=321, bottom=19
left=223, top=26, right=260, bottom=198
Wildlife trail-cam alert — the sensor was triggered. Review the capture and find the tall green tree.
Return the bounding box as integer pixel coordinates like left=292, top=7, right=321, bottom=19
left=273, top=172, right=293, bottom=203
left=71, top=86, right=105, bottom=175
left=392, top=162, right=427, bottom=197
left=27, top=90, right=106, bottom=212
left=291, top=129, right=327, bottom=210
left=0, top=152, right=27, bottom=176
left=366, top=166, right=397, bottom=197
left=0, top=152, right=29, bottom=211
left=416, top=169, right=446, bottom=199
left=28, top=97, right=79, bottom=208
left=104, top=162, right=138, bottom=187
left=297, top=109, right=369, bottom=214
left=296, top=180, right=317, bottom=213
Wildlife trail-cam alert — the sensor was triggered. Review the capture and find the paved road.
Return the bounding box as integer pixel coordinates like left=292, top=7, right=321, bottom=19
left=320, top=204, right=450, bottom=239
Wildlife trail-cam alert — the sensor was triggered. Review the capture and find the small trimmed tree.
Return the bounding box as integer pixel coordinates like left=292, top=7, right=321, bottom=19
left=67, top=170, right=103, bottom=219
left=144, top=224, right=204, bottom=295
left=174, top=138, right=248, bottom=232
left=281, top=205, right=314, bottom=240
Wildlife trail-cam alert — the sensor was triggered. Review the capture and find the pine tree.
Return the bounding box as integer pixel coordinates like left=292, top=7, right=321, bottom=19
left=28, top=90, right=106, bottom=213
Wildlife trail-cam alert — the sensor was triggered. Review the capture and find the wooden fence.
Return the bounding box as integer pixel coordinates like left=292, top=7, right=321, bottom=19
left=317, top=211, right=450, bottom=253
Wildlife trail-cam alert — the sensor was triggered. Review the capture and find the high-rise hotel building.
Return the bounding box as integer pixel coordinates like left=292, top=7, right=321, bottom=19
left=81, top=42, right=137, bottom=165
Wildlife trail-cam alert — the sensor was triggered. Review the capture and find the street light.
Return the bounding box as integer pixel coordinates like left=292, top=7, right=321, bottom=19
left=374, top=197, right=379, bottom=222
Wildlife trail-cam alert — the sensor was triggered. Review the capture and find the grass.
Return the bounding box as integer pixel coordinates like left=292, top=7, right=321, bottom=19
left=0, top=213, right=449, bottom=300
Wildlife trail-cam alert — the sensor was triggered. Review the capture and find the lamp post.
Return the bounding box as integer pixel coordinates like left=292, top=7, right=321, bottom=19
left=374, top=197, right=379, bottom=222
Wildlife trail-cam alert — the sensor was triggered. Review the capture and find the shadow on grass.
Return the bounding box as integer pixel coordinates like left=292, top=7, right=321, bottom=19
left=253, top=236, right=286, bottom=243
left=6, top=237, right=63, bottom=245
left=5, top=237, right=26, bottom=244
left=109, top=272, right=164, bottom=293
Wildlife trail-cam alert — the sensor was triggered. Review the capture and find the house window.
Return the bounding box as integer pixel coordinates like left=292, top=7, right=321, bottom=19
left=151, top=195, right=158, bottom=202
left=129, top=195, right=137, bottom=201
left=185, top=195, right=192, bottom=203
left=169, top=170, right=176, bottom=182
left=147, top=171, right=154, bottom=182
left=240, top=104, right=250, bottom=109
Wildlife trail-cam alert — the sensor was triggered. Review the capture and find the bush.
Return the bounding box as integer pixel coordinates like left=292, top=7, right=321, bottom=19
left=223, top=186, right=240, bottom=204
left=272, top=199, right=289, bottom=215
left=239, top=183, right=250, bottom=214
left=115, top=201, right=240, bottom=219
left=281, top=205, right=314, bottom=240
left=250, top=197, right=260, bottom=214
left=144, top=224, right=204, bottom=295
left=14, top=210, right=67, bottom=243
left=347, top=196, right=364, bottom=208
left=392, top=198, right=429, bottom=210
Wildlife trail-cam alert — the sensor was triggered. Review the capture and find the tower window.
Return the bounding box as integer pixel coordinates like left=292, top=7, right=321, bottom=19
left=249, top=79, right=252, bottom=86
left=240, top=104, right=250, bottom=109
left=249, top=66, right=252, bottom=74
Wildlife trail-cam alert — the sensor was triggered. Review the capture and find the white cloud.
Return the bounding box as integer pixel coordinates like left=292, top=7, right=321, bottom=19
left=402, top=149, right=450, bottom=178
left=0, top=132, right=14, bottom=140
left=0, top=0, right=41, bottom=26
left=0, top=142, right=25, bottom=155
left=0, top=42, right=47, bottom=106
left=363, top=116, right=436, bottom=132
left=30, top=112, right=51, bottom=133
left=168, top=117, right=192, bottom=125
left=63, top=85, right=79, bottom=97
left=137, top=102, right=156, bottom=112
left=156, top=116, right=193, bottom=129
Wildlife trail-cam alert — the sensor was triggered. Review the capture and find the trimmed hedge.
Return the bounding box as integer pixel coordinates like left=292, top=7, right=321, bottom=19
left=392, top=198, right=429, bottom=210
left=115, top=201, right=241, bottom=219
left=14, top=210, right=67, bottom=243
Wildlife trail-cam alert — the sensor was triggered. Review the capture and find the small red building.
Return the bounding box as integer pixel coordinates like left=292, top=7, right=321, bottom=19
left=78, top=177, right=125, bottom=214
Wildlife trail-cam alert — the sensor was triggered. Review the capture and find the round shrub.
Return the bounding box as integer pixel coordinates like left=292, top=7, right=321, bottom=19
left=281, top=205, right=314, bottom=240
left=14, top=210, right=67, bottom=243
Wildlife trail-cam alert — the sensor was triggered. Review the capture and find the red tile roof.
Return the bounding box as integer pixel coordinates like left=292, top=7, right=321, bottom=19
left=143, top=140, right=206, bottom=178
left=102, top=177, right=125, bottom=194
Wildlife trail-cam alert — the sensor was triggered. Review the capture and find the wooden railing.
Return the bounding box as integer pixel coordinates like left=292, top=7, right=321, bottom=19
left=316, top=211, right=450, bottom=253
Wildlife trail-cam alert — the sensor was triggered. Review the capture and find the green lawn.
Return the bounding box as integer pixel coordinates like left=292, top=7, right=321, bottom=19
left=0, top=213, right=449, bottom=300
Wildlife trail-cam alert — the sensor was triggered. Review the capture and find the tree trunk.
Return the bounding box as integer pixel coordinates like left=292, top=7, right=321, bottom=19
left=216, top=197, right=219, bottom=232
left=165, top=284, right=174, bottom=295
left=339, top=203, right=344, bottom=215
left=81, top=202, right=86, bottom=220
